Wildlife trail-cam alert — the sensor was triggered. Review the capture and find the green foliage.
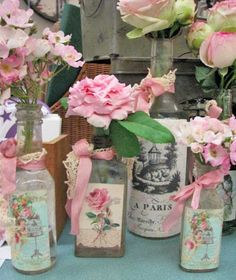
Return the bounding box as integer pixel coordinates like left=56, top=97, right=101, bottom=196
left=86, top=212, right=96, bottom=219
left=60, top=97, right=68, bottom=109
left=195, top=66, right=217, bottom=94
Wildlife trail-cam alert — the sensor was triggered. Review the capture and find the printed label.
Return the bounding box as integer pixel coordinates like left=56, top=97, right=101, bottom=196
left=77, top=183, right=125, bottom=249
left=10, top=190, right=50, bottom=272
left=127, top=119, right=187, bottom=237
left=180, top=207, right=223, bottom=271
left=217, top=170, right=236, bottom=221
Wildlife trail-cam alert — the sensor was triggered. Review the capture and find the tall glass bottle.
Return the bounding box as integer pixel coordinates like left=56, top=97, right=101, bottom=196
left=180, top=162, right=224, bottom=272
left=75, top=134, right=127, bottom=257
left=9, top=104, right=56, bottom=274
left=216, top=89, right=236, bottom=234
left=127, top=38, right=188, bottom=238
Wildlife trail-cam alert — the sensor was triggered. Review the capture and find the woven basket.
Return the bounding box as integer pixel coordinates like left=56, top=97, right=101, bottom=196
left=50, top=62, right=111, bottom=146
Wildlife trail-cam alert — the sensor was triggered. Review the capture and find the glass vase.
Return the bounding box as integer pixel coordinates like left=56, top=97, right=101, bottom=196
left=75, top=134, right=127, bottom=257
left=215, top=89, right=236, bottom=234
left=9, top=104, right=56, bottom=274
left=180, top=161, right=224, bottom=272
left=127, top=38, right=188, bottom=238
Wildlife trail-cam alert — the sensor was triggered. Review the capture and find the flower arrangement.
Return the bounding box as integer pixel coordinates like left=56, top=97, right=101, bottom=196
left=0, top=0, right=83, bottom=105
left=187, top=0, right=236, bottom=93
left=117, top=0, right=196, bottom=39
left=65, top=74, right=175, bottom=157
left=176, top=110, right=236, bottom=174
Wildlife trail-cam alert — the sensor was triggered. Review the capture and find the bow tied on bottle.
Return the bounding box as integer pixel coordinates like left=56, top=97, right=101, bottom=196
left=65, top=139, right=115, bottom=235
left=163, top=169, right=225, bottom=233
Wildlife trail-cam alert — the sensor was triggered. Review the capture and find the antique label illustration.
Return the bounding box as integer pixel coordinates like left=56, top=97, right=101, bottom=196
left=181, top=207, right=224, bottom=271
left=128, top=119, right=187, bottom=237
left=10, top=190, right=51, bottom=272
left=217, top=170, right=236, bottom=221
left=77, top=183, right=125, bottom=249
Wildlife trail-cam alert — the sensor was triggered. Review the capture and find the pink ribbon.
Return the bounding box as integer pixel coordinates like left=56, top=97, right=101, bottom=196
left=0, top=139, right=17, bottom=196
left=65, top=139, right=115, bottom=235
left=162, top=169, right=225, bottom=233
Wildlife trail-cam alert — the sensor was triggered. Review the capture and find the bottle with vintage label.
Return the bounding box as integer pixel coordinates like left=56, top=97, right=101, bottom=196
left=216, top=89, right=236, bottom=234
left=9, top=104, right=56, bottom=274
left=180, top=163, right=224, bottom=272
left=127, top=37, right=188, bottom=238
left=75, top=134, right=127, bottom=257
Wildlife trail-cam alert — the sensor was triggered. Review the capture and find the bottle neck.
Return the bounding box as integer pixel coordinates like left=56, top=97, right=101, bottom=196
left=216, top=89, right=232, bottom=120
left=16, top=104, right=43, bottom=157
left=92, top=128, right=111, bottom=150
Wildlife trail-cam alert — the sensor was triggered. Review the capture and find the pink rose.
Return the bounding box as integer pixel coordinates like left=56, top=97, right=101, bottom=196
left=200, top=32, right=236, bottom=68
left=184, top=239, right=196, bottom=250
left=66, top=75, right=134, bottom=129
left=187, top=21, right=213, bottom=53
left=86, top=188, right=111, bottom=211
left=0, top=138, right=17, bottom=158
left=117, top=0, right=176, bottom=38
left=230, top=140, right=236, bottom=164
left=208, top=0, right=236, bottom=32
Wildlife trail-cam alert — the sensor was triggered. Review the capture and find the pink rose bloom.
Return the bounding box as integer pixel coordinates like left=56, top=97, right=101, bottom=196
left=184, top=239, right=196, bottom=250
left=200, top=32, right=236, bottom=68
left=66, top=75, right=134, bottom=129
left=140, top=69, right=176, bottom=97
left=190, top=142, right=204, bottom=153
left=117, top=0, right=176, bottom=38
left=0, top=138, right=17, bottom=158
left=205, top=100, right=222, bottom=119
left=208, top=0, right=236, bottom=32
left=203, top=143, right=229, bottom=167
left=51, top=44, right=84, bottom=68
left=0, top=0, right=19, bottom=18
left=131, top=85, right=150, bottom=113
left=229, top=115, right=236, bottom=131
left=86, top=188, right=111, bottom=211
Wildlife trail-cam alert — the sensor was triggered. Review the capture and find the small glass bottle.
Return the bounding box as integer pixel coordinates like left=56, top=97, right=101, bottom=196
left=180, top=163, right=224, bottom=272
left=9, top=104, right=56, bottom=274
left=127, top=38, right=188, bottom=238
left=75, top=134, right=127, bottom=257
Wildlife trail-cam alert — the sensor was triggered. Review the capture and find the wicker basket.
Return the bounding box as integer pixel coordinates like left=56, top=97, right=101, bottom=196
left=50, top=62, right=111, bottom=146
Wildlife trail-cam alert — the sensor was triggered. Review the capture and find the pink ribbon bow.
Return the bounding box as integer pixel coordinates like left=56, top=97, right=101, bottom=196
left=0, top=138, right=17, bottom=196
left=162, top=169, right=225, bottom=233
left=65, top=139, right=115, bottom=235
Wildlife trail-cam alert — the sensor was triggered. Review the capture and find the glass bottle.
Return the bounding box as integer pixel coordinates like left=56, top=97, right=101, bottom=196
left=9, top=104, right=56, bottom=274
left=127, top=38, right=188, bottom=238
left=215, top=89, right=236, bottom=234
left=75, top=134, right=127, bottom=257
left=180, top=162, right=224, bottom=272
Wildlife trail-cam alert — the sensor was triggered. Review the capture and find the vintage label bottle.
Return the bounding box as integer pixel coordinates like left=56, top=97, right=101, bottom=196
left=127, top=38, right=188, bottom=238
left=9, top=105, right=56, bottom=274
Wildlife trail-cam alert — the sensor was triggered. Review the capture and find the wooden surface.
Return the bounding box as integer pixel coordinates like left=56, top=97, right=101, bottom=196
left=43, top=134, right=71, bottom=239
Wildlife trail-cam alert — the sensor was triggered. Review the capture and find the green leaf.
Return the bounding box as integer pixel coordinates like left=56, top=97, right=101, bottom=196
left=60, top=97, right=68, bottom=109
left=86, top=212, right=96, bottom=219
left=118, top=111, right=175, bottom=144
left=126, top=28, right=143, bottom=39
left=103, top=225, right=111, bottom=231
left=169, top=22, right=180, bottom=38
left=104, top=218, right=110, bottom=225
left=91, top=218, right=100, bottom=224
left=111, top=223, right=120, bottom=228
left=110, top=121, right=140, bottom=157
left=195, top=66, right=216, bottom=83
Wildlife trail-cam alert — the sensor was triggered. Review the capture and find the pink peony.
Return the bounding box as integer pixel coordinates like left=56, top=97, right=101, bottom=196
left=66, top=75, right=134, bottom=129
left=86, top=188, right=111, bottom=211
left=203, top=143, right=229, bottom=167
left=199, top=32, right=236, bottom=68
left=208, top=0, right=236, bottom=32
left=117, top=0, right=176, bottom=38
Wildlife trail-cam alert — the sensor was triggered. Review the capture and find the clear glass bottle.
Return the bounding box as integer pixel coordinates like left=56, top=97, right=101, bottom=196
left=75, top=134, right=127, bottom=257
left=215, top=89, right=236, bottom=234
left=9, top=104, right=56, bottom=274
left=180, top=163, right=224, bottom=272
left=127, top=38, right=188, bottom=238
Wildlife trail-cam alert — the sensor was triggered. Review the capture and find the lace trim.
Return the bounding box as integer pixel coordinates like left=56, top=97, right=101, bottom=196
left=18, top=148, right=47, bottom=164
